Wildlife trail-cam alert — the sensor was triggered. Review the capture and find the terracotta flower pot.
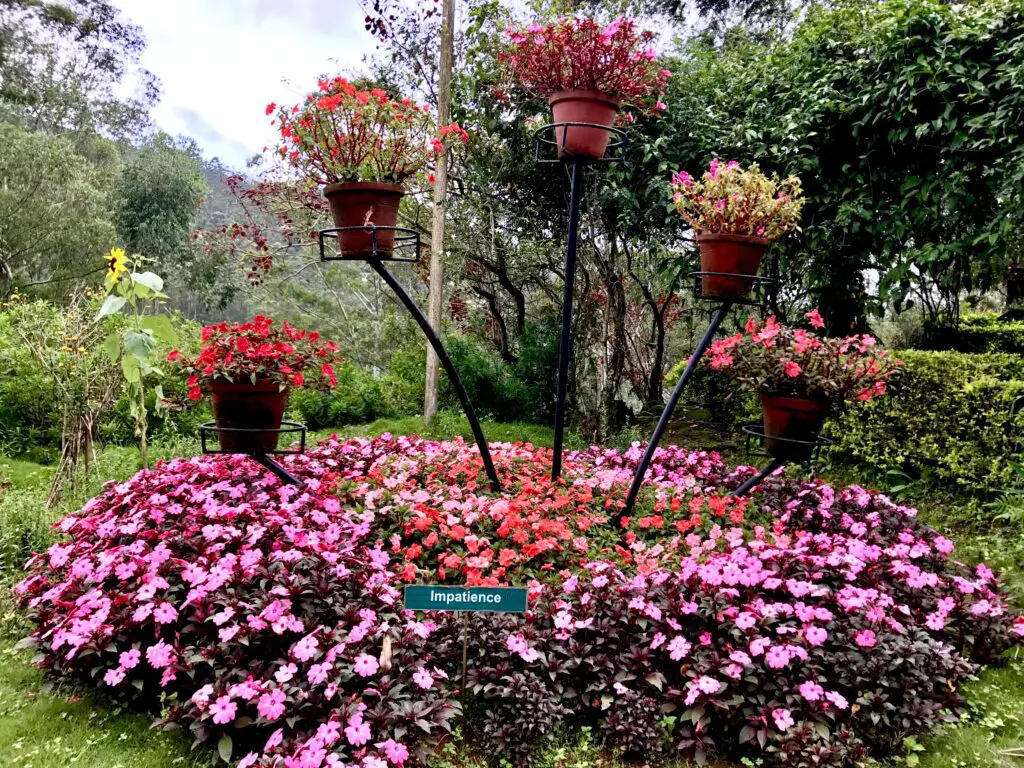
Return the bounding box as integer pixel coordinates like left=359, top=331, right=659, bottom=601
left=548, top=90, right=621, bottom=160
left=760, top=392, right=830, bottom=461
left=323, top=181, right=405, bottom=258
left=696, top=232, right=770, bottom=298
left=210, top=380, right=288, bottom=453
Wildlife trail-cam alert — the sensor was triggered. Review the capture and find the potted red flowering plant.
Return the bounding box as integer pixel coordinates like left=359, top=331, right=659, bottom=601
left=268, top=77, right=469, bottom=257
left=705, top=309, right=900, bottom=459
left=500, top=16, right=669, bottom=159
left=671, top=160, right=804, bottom=297
left=167, top=316, right=343, bottom=453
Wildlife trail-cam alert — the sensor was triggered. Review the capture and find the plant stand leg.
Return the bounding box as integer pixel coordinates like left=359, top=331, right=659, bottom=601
left=369, top=260, right=502, bottom=492
left=616, top=302, right=733, bottom=523
left=551, top=161, right=584, bottom=483
left=252, top=453, right=307, bottom=489
left=729, top=457, right=786, bottom=499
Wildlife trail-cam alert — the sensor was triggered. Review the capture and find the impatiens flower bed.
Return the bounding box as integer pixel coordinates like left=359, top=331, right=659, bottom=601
left=15, top=436, right=1024, bottom=768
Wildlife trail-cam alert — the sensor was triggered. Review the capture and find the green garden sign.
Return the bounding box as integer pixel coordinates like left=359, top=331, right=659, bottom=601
left=404, top=585, right=527, bottom=614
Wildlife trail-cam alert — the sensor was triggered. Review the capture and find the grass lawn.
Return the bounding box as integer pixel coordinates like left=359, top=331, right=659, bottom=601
left=1, top=413, right=1022, bottom=766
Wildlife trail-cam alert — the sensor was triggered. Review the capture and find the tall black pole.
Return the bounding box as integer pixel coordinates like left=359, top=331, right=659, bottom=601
left=369, top=260, right=502, bottom=492
left=551, top=161, right=584, bottom=482
left=616, top=302, right=733, bottom=522
left=729, top=457, right=786, bottom=498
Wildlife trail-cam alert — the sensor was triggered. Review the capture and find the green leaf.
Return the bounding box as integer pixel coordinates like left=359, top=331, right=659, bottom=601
left=124, top=329, right=156, bottom=361
left=218, top=734, right=232, bottom=762
left=131, top=271, right=164, bottom=292
left=96, top=295, right=127, bottom=320
left=100, top=332, right=121, bottom=363
left=142, top=314, right=177, bottom=344
left=121, top=354, right=141, bottom=383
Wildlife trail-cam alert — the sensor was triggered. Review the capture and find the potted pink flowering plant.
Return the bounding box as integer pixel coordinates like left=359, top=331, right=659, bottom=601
left=671, top=160, right=804, bottom=298
left=499, top=16, right=669, bottom=159
left=167, top=316, right=344, bottom=453
left=269, top=77, right=469, bottom=257
left=705, top=309, right=900, bottom=458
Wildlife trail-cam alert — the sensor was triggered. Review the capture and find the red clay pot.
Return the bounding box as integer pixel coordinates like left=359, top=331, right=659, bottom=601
left=760, top=392, right=830, bottom=460
left=323, top=181, right=405, bottom=258
left=696, top=232, right=770, bottom=298
left=548, top=90, right=621, bottom=160
left=210, top=380, right=288, bottom=453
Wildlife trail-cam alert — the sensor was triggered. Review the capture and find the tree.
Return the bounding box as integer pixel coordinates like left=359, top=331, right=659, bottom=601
left=0, top=0, right=158, bottom=141
left=0, top=122, right=117, bottom=294
left=423, top=0, right=455, bottom=424
left=113, top=133, right=207, bottom=263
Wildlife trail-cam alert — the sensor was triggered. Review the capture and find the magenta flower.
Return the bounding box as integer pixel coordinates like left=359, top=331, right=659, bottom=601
left=854, top=629, right=877, bottom=648
left=353, top=653, right=379, bottom=677
left=209, top=695, right=237, bottom=725
left=257, top=688, right=286, bottom=720
left=772, top=708, right=795, bottom=731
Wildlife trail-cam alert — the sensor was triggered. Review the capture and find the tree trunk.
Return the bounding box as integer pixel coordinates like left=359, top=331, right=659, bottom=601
left=423, top=0, right=455, bottom=424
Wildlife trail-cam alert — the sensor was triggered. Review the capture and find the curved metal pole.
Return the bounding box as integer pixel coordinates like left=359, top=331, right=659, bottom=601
left=616, top=302, right=733, bottom=522
left=551, top=161, right=584, bottom=482
left=253, top=453, right=307, bottom=490
left=369, top=260, right=502, bottom=492
left=729, top=457, right=785, bottom=499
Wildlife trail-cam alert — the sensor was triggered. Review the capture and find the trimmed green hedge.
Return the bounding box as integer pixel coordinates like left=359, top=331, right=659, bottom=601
left=924, top=313, right=1024, bottom=355
left=823, top=350, right=1024, bottom=491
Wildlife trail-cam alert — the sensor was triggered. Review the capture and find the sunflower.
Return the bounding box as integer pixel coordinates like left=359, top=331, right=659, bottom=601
left=105, top=248, right=129, bottom=281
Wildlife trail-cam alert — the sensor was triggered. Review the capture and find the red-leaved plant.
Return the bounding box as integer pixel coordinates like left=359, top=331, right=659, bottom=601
left=705, top=310, right=901, bottom=403
left=167, top=316, right=344, bottom=400
left=499, top=16, right=670, bottom=111
left=268, top=76, right=469, bottom=187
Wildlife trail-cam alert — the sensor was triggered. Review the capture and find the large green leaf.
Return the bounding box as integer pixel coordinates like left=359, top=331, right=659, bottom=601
left=131, top=271, right=164, bottom=292
left=124, top=329, right=156, bottom=361
left=142, top=314, right=178, bottom=345
left=95, top=295, right=126, bottom=320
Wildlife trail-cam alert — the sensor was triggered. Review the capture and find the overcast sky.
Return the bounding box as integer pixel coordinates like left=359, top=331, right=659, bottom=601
left=112, top=0, right=376, bottom=170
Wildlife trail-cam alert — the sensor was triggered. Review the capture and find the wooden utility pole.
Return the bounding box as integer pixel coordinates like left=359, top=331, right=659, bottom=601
left=423, top=0, right=455, bottom=424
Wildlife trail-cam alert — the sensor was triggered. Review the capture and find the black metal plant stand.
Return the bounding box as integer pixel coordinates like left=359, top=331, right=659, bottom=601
left=615, top=271, right=774, bottom=522
left=318, top=226, right=502, bottom=492
left=728, top=425, right=832, bottom=498
left=534, top=122, right=628, bottom=482
left=200, top=421, right=308, bottom=489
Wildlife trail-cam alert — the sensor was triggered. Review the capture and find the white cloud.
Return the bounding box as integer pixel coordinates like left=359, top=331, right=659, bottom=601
left=112, top=0, right=376, bottom=169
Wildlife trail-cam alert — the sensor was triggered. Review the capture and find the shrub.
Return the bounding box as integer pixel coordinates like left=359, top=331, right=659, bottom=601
left=822, top=350, right=1024, bottom=490
left=923, top=313, right=1024, bottom=355
left=15, top=437, right=1024, bottom=768
left=289, top=363, right=389, bottom=430
left=0, top=488, right=56, bottom=582
left=0, top=299, right=61, bottom=454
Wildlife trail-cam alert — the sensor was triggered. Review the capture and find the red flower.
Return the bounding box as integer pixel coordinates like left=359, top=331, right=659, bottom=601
left=265, top=102, right=276, bottom=115
left=167, top=349, right=180, bottom=362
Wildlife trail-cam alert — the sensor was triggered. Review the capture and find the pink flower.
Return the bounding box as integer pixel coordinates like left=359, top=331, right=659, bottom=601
left=354, top=653, right=379, bottom=677
left=379, top=739, right=409, bottom=766
left=805, top=308, right=825, bottom=328
left=667, top=636, right=691, bottom=661
left=257, top=688, right=286, bottom=720
left=292, top=634, right=319, bottom=662
left=345, top=713, right=372, bottom=746
left=412, top=667, right=434, bottom=690
left=103, top=667, right=125, bottom=686
left=209, top=695, right=237, bottom=725
left=799, top=680, right=824, bottom=702
left=772, top=708, right=795, bottom=731
left=854, top=629, right=877, bottom=648
left=119, top=649, right=141, bottom=670
left=153, top=602, right=177, bottom=624
left=275, top=663, right=297, bottom=683
left=825, top=690, right=849, bottom=710
left=805, top=625, right=828, bottom=646
left=696, top=675, right=721, bottom=694
left=784, top=361, right=802, bottom=378
left=145, top=641, right=174, bottom=669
